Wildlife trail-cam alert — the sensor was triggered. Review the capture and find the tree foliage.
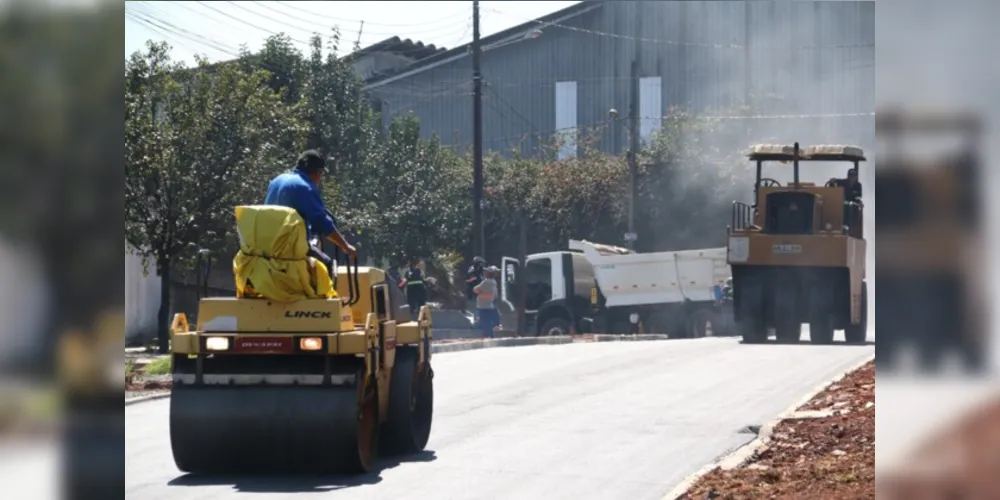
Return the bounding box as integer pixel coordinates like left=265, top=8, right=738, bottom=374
left=125, top=41, right=297, bottom=268
left=125, top=34, right=762, bottom=322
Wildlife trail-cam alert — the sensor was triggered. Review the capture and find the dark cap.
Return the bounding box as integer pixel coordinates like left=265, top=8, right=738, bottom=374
left=296, top=150, right=327, bottom=173
left=847, top=167, right=858, bottom=176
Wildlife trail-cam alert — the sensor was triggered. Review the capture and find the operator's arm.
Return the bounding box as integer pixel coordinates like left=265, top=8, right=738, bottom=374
left=325, top=231, right=355, bottom=257
left=296, top=184, right=355, bottom=256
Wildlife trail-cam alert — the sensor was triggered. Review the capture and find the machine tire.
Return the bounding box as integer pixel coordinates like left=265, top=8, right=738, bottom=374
left=844, top=283, right=868, bottom=344
left=774, top=318, right=801, bottom=343
left=809, top=315, right=835, bottom=345
left=539, top=317, right=571, bottom=336
left=740, top=319, right=768, bottom=344
left=381, top=348, right=434, bottom=456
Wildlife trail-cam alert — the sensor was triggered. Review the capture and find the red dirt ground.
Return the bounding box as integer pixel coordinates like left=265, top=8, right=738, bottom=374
left=876, top=394, right=1000, bottom=499
left=681, top=361, right=875, bottom=500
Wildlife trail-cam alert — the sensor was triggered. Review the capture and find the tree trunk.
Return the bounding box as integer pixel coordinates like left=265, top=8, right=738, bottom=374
left=157, top=257, right=172, bottom=354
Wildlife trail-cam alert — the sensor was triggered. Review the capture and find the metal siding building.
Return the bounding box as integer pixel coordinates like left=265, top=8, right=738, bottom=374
left=361, top=0, right=874, bottom=156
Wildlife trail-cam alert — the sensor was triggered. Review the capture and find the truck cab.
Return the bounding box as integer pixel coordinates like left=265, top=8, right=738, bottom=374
left=500, top=251, right=596, bottom=336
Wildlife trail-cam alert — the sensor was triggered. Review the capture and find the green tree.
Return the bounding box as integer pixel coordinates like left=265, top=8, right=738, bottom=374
left=125, top=41, right=300, bottom=352
left=366, top=115, right=470, bottom=263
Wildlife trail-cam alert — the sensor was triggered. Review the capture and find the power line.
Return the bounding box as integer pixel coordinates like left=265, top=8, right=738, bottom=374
left=192, top=1, right=313, bottom=45
left=273, top=1, right=471, bottom=29
left=222, top=1, right=472, bottom=54
left=483, top=6, right=874, bottom=50
left=127, top=5, right=243, bottom=57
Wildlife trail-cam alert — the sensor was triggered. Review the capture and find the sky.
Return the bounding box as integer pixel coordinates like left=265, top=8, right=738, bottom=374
left=125, top=1, right=581, bottom=66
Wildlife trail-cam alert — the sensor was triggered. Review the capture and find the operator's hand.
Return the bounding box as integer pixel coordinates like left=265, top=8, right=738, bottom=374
left=344, top=243, right=357, bottom=257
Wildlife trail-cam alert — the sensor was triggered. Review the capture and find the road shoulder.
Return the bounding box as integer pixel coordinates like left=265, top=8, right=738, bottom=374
left=671, top=357, right=875, bottom=499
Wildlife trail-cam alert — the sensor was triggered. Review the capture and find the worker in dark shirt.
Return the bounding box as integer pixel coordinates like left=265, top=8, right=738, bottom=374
left=264, top=150, right=356, bottom=270
left=829, top=167, right=864, bottom=233
left=829, top=167, right=863, bottom=203
left=398, top=258, right=427, bottom=318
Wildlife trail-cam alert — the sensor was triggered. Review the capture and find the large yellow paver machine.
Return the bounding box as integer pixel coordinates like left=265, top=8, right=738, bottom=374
left=726, top=143, right=867, bottom=344
left=168, top=205, right=433, bottom=474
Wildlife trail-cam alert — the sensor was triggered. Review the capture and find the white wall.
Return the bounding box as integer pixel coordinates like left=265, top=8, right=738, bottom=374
left=0, top=238, right=49, bottom=369
left=639, top=76, right=663, bottom=145
left=125, top=244, right=161, bottom=344
left=555, top=80, right=578, bottom=160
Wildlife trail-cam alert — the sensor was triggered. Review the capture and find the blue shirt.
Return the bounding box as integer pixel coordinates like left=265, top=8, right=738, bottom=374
left=263, top=170, right=337, bottom=238
left=712, top=285, right=724, bottom=301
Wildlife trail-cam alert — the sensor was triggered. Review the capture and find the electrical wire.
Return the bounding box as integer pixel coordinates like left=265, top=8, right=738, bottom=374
left=483, top=6, right=874, bottom=50
left=222, top=0, right=471, bottom=56
left=273, top=1, right=471, bottom=29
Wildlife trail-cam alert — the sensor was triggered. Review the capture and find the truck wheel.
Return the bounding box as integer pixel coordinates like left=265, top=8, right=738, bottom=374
left=539, top=318, right=571, bottom=336
left=686, top=308, right=714, bottom=338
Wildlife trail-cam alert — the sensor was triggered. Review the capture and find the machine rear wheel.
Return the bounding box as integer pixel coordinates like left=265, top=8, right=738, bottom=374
left=774, top=318, right=801, bottom=343
left=169, top=368, right=380, bottom=475
left=844, top=282, right=868, bottom=344
left=740, top=319, right=767, bottom=344
left=809, top=316, right=835, bottom=344
left=381, top=348, right=433, bottom=455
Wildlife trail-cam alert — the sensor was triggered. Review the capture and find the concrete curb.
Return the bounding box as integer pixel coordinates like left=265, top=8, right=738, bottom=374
left=431, top=336, right=574, bottom=353
left=125, top=392, right=171, bottom=406
left=591, top=334, right=672, bottom=342
left=661, top=353, right=875, bottom=500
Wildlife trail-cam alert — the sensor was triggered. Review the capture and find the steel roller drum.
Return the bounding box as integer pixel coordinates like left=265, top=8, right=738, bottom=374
left=169, top=381, right=378, bottom=474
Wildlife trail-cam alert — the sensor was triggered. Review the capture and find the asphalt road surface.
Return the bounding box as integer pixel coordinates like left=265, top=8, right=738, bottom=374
left=125, top=333, right=873, bottom=500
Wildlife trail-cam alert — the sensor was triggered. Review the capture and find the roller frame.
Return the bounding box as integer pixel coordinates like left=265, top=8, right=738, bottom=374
left=168, top=295, right=434, bottom=475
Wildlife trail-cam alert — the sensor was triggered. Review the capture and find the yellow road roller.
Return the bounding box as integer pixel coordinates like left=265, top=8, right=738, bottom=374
left=726, top=143, right=867, bottom=344
left=168, top=205, right=433, bottom=474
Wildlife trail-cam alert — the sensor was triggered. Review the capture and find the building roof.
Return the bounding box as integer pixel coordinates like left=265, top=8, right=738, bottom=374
left=345, top=36, right=449, bottom=63
left=362, top=0, right=603, bottom=88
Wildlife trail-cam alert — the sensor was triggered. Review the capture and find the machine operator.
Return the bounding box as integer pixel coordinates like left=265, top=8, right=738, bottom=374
left=829, top=167, right=863, bottom=204
left=264, top=150, right=357, bottom=270
left=829, top=167, right=864, bottom=233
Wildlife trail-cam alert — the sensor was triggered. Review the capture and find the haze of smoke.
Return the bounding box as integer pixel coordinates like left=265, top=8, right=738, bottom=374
left=657, top=1, right=874, bottom=323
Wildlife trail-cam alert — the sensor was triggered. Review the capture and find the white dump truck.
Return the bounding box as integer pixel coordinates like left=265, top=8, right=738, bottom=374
left=499, top=239, right=734, bottom=337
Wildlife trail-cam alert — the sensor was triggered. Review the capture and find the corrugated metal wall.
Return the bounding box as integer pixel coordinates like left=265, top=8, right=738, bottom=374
left=368, top=0, right=874, bottom=156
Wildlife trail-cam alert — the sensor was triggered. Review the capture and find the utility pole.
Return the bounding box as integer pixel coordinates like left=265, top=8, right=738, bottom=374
left=471, top=0, right=485, bottom=259
left=744, top=0, right=752, bottom=107
left=625, top=1, right=641, bottom=251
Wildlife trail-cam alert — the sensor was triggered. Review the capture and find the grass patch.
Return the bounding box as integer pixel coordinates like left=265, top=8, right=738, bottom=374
left=144, top=356, right=172, bottom=375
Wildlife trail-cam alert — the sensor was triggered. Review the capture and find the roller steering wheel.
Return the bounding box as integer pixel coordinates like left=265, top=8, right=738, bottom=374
left=759, top=178, right=781, bottom=187
left=825, top=179, right=839, bottom=187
